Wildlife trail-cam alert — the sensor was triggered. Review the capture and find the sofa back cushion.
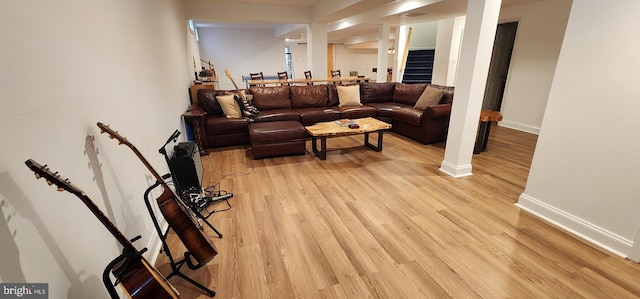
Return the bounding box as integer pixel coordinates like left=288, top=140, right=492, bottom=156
left=290, top=85, right=328, bottom=108
left=327, top=84, right=340, bottom=107
left=393, top=83, right=427, bottom=105
left=360, top=82, right=395, bottom=103
left=197, top=89, right=228, bottom=116
left=250, top=86, right=291, bottom=110
left=428, top=84, right=455, bottom=104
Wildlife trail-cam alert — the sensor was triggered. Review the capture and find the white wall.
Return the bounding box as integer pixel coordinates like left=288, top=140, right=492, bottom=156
left=517, top=0, right=640, bottom=258
left=408, top=21, right=439, bottom=50
left=198, top=27, right=286, bottom=90
left=287, top=42, right=309, bottom=79
left=0, top=0, right=192, bottom=298
left=334, top=46, right=381, bottom=79
left=498, top=0, right=572, bottom=134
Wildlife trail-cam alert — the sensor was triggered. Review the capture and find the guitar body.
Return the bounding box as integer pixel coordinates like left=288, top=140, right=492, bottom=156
left=96, top=122, right=217, bottom=266
left=115, top=256, right=178, bottom=299
left=156, top=187, right=217, bottom=263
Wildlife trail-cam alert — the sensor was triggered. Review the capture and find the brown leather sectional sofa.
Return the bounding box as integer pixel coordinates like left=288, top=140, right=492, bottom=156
left=183, top=82, right=454, bottom=153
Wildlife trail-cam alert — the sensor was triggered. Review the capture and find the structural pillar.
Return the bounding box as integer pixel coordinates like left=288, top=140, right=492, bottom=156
left=440, top=0, right=502, bottom=178
left=307, top=23, right=328, bottom=81
left=376, top=23, right=391, bottom=82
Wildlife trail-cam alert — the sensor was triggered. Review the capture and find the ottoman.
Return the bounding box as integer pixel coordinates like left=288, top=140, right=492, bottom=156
left=249, top=121, right=307, bottom=159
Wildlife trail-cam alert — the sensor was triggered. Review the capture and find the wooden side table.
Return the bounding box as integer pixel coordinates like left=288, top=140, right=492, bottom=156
left=182, top=110, right=208, bottom=156
left=474, top=109, right=503, bottom=154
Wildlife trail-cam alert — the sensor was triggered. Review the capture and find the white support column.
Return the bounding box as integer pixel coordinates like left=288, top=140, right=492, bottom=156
left=376, top=23, right=391, bottom=82
left=439, top=0, right=502, bottom=178
left=307, top=23, right=328, bottom=80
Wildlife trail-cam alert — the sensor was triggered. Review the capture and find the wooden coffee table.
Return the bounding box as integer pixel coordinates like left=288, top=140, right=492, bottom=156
left=304, top=117, right=392, bottom=160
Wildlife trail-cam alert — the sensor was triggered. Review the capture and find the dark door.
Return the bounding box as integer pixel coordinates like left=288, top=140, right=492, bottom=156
left=482, top=22, right=518, bottom=111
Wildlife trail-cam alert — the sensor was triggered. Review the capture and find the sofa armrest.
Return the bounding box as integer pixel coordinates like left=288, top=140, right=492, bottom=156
left=424, top=103, right=452, bottom=119
left=183, top=104, right=207, bottom=118
left=182, top=104, right=207, bottom=155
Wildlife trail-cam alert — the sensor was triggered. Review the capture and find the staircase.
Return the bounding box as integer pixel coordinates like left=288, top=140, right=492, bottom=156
left=402, top=49, right=434, bottom=83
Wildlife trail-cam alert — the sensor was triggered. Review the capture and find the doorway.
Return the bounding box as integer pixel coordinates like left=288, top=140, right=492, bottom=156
left=482, top=22, right=518, bottom=111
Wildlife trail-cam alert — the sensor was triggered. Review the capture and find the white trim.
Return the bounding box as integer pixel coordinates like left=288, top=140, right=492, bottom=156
left=439, top=160, right=473, bottom=178
left=627, top=229, right=640, bottom=262
left=498, top=120, right=540, bottom=135
left=516, top=193, right=632, bottom=258
left=146, top=222, right=170, bottom=265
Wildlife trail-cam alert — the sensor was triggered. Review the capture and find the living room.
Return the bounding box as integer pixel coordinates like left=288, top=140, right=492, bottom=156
left=1, top=0, right=640, bottom=298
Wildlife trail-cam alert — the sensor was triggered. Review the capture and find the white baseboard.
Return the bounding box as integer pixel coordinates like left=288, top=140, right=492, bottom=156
left=498, top=120, right=540, bottom=135
left=516, top=193, right=632, bottom=258
left=439, top=160, right=473, bottom=178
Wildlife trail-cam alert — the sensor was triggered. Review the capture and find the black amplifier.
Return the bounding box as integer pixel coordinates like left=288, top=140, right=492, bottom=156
left=168, top=141, right=203, bottom=193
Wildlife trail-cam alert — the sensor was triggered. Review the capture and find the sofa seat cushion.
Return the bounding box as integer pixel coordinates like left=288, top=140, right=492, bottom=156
left=205, top=117, right=249, bottom=135
left=256, top=109, right=300, bottom=122
left=290, top=85, right=328, bottom=108
left=366, top=102, right=411, bottom=118
left=392, top=107, right=424, bottom=126
left=338, top=105, right=377, bottom=119
left=296, top=107, right=341, bottom=126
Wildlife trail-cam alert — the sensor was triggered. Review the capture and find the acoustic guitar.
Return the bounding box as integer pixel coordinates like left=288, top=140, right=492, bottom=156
left=25, top=159, right=180, bottom=299
left=96, top=122, right=217, bottom=265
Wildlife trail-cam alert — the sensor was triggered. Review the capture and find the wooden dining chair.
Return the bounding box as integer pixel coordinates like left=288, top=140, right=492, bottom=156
left=277, top=71, right=290, bottom=86
left=331, top=69, right=341, bottom=84
left=250, top=72, right=264, bottom=86
left=304, top=70, right=313, bottom=85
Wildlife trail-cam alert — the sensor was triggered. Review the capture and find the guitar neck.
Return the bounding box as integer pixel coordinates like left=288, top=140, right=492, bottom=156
left=24, top=159, right=137, bottom=253
left=127, top=143, right=166, bottom=185
left=225, top=69, right=244, bottom=95
left=77, top=192, right=138, bottom=253
left=96, top=122, right=166, bottom=186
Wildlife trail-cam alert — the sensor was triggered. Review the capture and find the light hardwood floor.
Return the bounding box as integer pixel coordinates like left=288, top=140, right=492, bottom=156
left=156, top=126, right=640, bottom=298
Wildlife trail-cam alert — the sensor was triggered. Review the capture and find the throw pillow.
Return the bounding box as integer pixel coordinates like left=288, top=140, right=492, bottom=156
left=414, top=86, right=445, bottom=110
left=216, top=94, right=242, bottom=118
left=337, top=84, right=362, bottom=107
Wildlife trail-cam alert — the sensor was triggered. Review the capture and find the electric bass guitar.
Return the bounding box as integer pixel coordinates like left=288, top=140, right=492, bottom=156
left=225, top=69, right=259, bottom=122
left=25, top=159, right=180, bottom=299
left=97, top=122, right=217, bottom=266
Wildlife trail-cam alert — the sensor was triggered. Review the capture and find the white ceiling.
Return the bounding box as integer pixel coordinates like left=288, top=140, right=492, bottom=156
left=184, top=0, right=544, bottom=44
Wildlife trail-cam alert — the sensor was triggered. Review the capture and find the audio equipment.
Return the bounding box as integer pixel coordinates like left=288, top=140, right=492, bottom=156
left=169, top=141, right=204, bottom=194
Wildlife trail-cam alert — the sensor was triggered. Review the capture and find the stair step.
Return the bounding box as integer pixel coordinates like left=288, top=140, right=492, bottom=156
left=402, top=49, right=434, bottom=84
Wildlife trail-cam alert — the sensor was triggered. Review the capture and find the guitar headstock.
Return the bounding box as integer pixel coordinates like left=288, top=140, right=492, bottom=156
left=97, top=122, right=131, bottom=147
left=225, top=69, right=232, bottom=79
left=25, top=159, right=83, bottom=196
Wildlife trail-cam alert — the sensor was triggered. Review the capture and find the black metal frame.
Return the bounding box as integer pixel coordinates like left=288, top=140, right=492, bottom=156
left=144, top=181, right=216, bottom=297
